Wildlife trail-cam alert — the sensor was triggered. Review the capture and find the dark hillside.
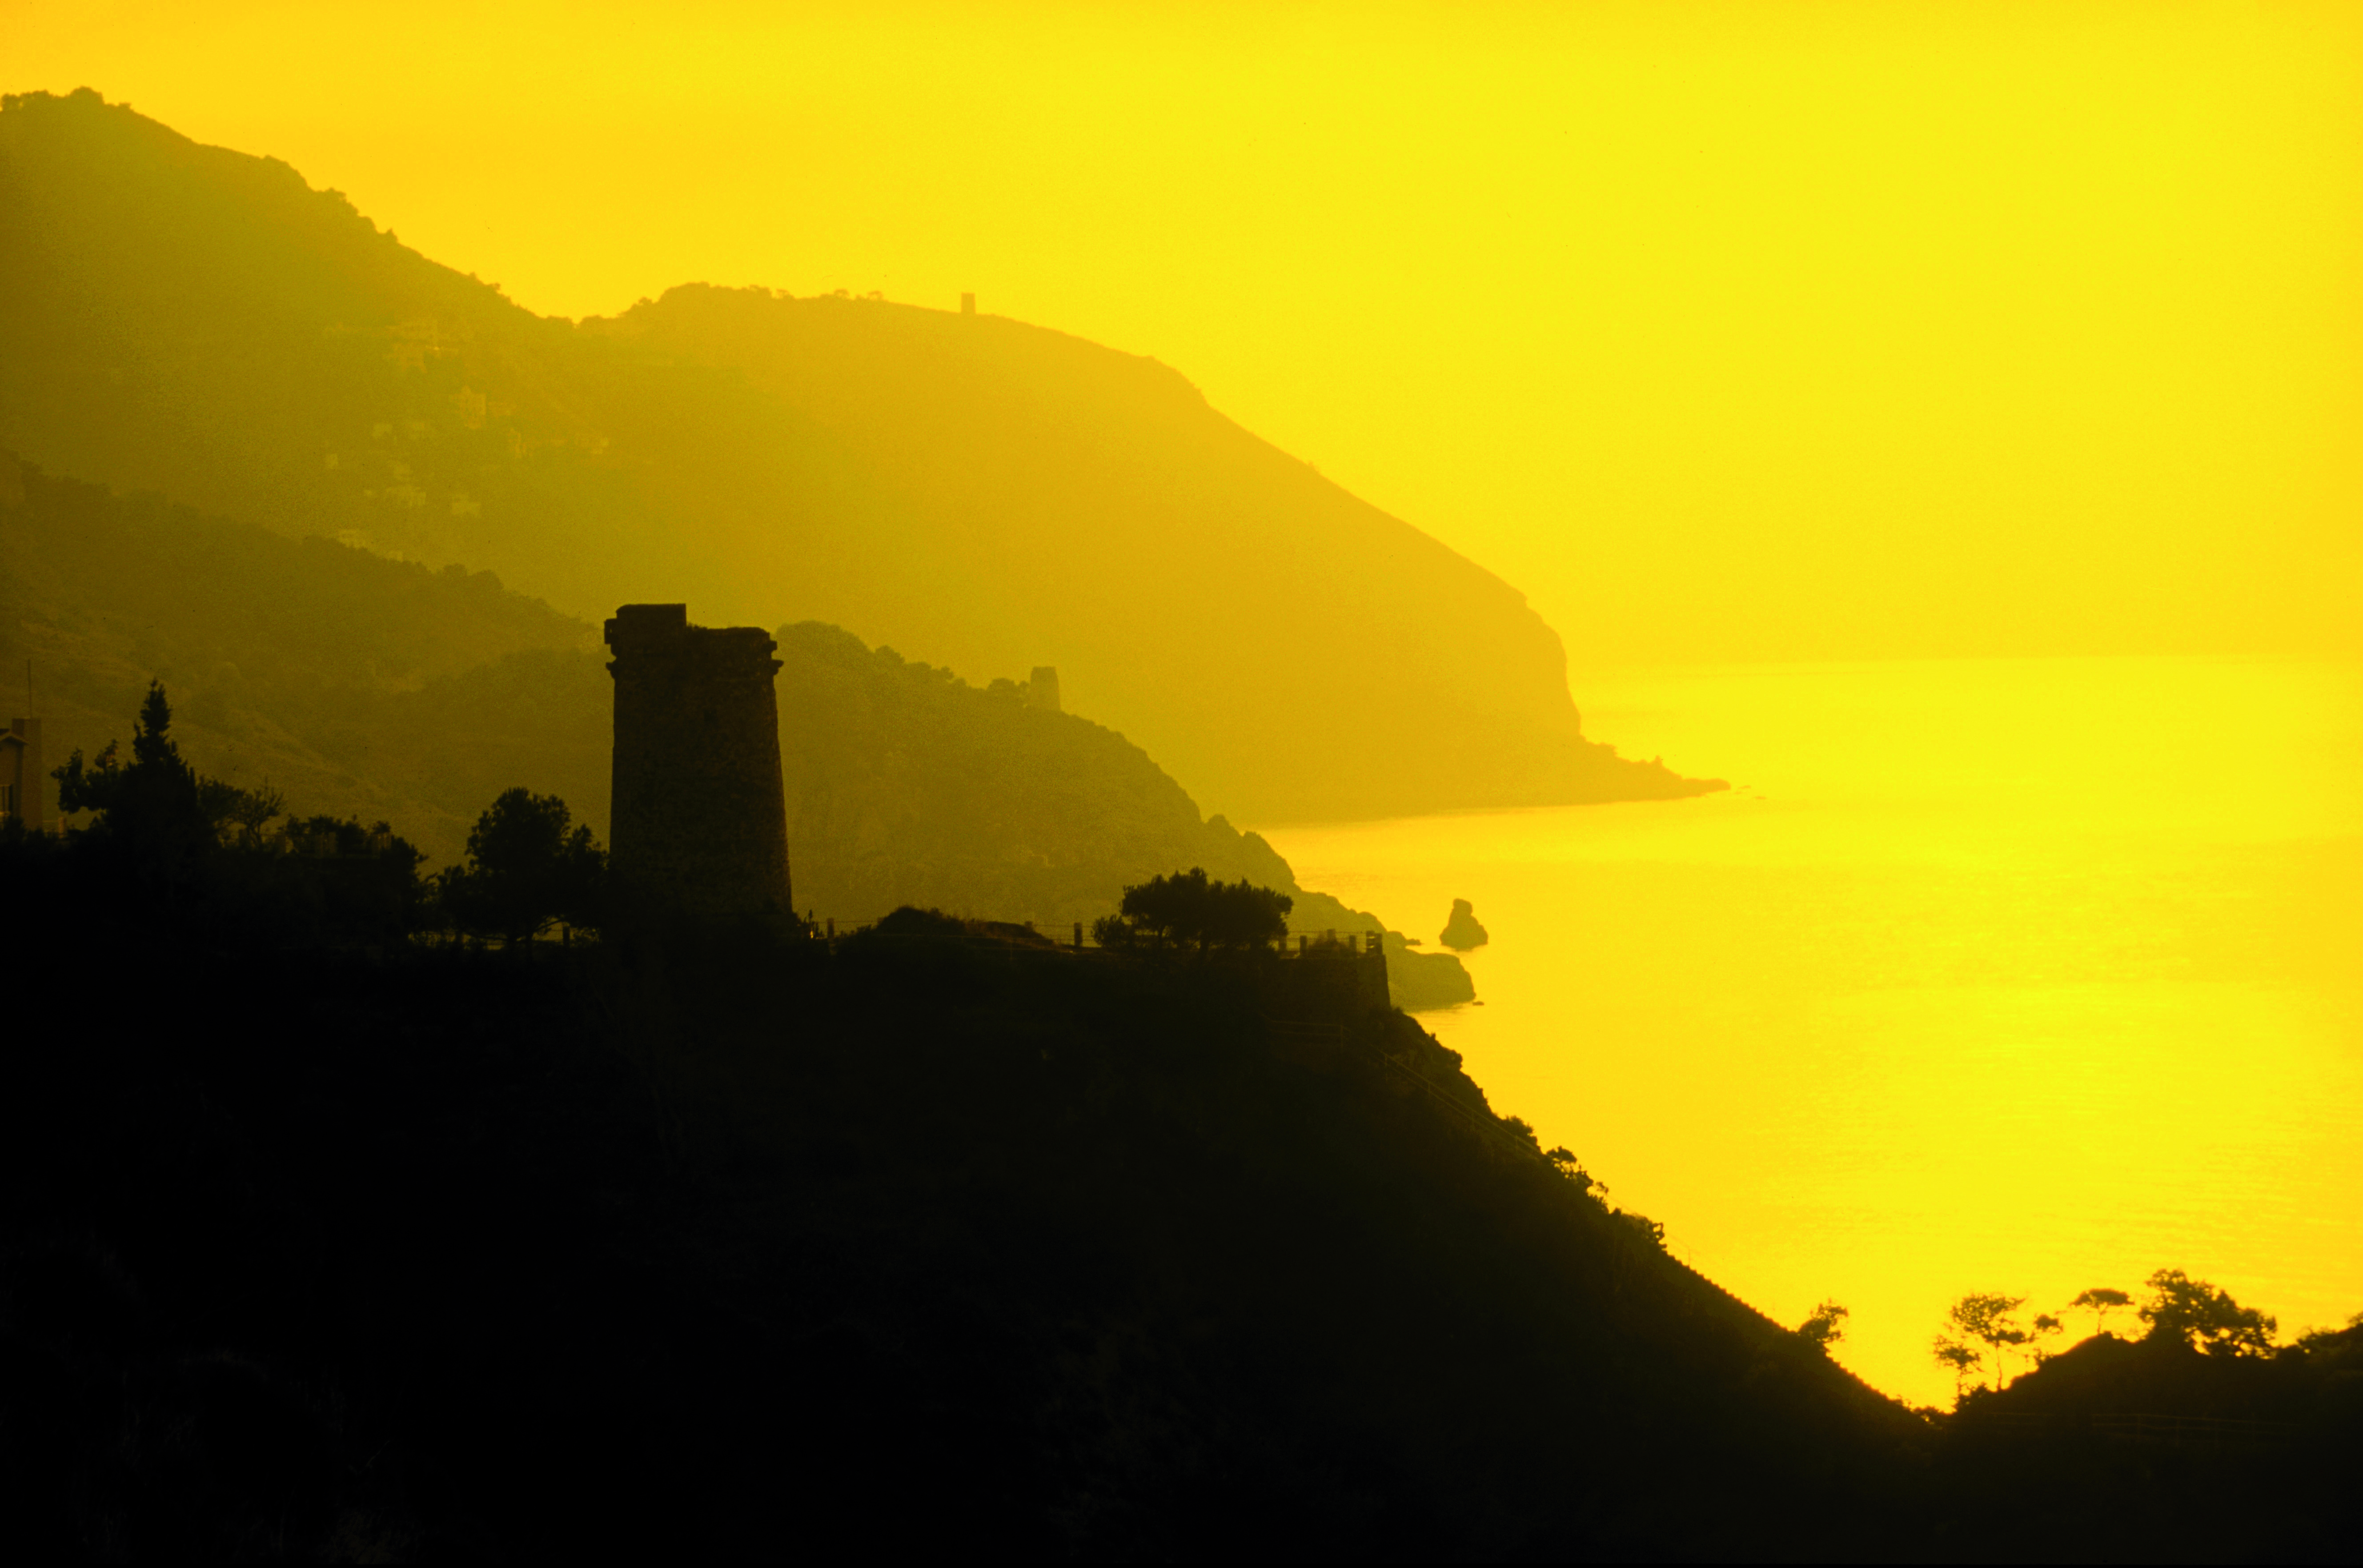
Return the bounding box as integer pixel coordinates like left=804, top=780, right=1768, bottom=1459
left=0, top=863, right=1921, bottom=1560
left=4, top=803, right=2353, bottom=1558
left=0, top=87, right=1719, bottom=822
left=1925, top=1330, right=2363, bottom=1560
left=0, top=89, right=651, bottom=598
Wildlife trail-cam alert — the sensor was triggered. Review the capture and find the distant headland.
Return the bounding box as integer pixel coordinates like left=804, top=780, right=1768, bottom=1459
left=0, top=87, right=1723, bottom=824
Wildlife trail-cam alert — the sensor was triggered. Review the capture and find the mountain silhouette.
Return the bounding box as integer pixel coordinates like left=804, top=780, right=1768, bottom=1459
left=0, top=449, right=1470, bottom=1005
left=0, top=87, right=1720, bottom=822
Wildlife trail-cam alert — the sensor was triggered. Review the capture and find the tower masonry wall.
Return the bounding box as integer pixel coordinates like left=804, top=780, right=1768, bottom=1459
left=2, top=718, right=44, bottom=832
left=606, top=604, right=793, bottom=920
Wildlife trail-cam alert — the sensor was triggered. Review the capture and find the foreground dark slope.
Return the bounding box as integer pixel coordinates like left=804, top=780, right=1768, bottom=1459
left=0, top=874, right=1920, bottom=1560
left=0, top=87, right=1717, bottom=821
left=6, top=802, right=2355, bottom=1560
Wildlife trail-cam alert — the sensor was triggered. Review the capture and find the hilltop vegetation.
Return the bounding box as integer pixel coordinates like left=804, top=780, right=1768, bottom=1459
left=1927, top=1304, right=2363, bottom=1560
left=0, top=449, right=590, bottom=841
left=770, top=618, right=1471, bottom=1005
left=0, top=86, right=1718, bottom=822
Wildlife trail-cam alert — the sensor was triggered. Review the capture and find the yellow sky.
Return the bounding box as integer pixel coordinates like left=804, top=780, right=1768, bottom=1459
left=6, top=1, right=2358, bottom=665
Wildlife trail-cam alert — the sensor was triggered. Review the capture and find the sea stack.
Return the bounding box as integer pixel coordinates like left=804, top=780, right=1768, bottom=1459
left=606, top=603, right=792, bottom=920
left=1440, top=898, right=1489, bottom=951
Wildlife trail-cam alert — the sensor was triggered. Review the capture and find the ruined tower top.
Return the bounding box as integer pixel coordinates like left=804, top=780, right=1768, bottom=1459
left=606, top=604, right=792, bottom=922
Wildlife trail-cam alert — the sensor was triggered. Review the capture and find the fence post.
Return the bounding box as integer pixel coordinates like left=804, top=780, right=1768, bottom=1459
left=1073, top=921, right=1083, bottom=949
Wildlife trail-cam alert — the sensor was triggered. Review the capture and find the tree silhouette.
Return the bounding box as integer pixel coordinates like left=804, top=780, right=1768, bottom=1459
left=130, top=681, right=181, bottom=772
left=231, top=780, right=288, bottom=846
left=1944, top=1292, right=2030, bottom=1390
left=874, top=906, right=969, bottom=938
left=2138, top=1269, right=2277, bottom=1357
left=53, top=681, right=209, bottom=865
left=2068, top=1286, right=2131, bottom=1339
left=1115, top=867, right=1292, bottom=950
left=440, top=789, right=606, bottom=946
left=1541, top=1145, right=1593, bottom=1193
left=51, top=738, right=122, bottom=817
left=196, top=777, right=287, bottom=848
left=2028, top=1312, right=2064, bottom=1366
left=1798, top=1300, right=1850, bottom=1353
left=1932, top=1337, right=1983, bottom=1403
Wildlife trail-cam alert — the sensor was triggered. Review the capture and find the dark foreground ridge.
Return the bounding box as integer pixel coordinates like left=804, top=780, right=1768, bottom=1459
left=6, top=833, right=2357, bottom=1560
left=1, top=818, right=1909, bottom=1560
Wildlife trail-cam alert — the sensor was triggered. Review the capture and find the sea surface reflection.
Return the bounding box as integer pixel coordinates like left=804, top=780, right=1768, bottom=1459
left=1259, top=657, right=2363, bottom=1408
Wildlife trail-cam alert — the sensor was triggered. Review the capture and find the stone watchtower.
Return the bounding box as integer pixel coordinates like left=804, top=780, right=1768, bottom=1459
left=605, top=605, right=792, bottom=920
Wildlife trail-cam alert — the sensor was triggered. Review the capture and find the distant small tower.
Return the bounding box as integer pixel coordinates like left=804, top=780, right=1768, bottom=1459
left=606, top=604, right=791, bottom=920
left=960, top=292, right=976, bottom=316
left=0, top=715, right=44, bottom=833
left=1026, top=666, right=1061, bottom=714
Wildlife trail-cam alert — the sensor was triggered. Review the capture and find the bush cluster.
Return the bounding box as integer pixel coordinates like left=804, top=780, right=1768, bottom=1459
left=34, top=682, right=602, bottom=949
left=1095, top=866, right=1292, bottom=950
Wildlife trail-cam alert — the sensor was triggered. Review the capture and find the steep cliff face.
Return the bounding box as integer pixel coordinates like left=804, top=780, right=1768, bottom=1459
left=579, top=285, right=1713, bottom=821
left=0, top=88, right=1719, bottom=821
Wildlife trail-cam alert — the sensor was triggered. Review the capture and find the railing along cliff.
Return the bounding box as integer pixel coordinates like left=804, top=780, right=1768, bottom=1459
left=807, top=917, right=1385, bottom=958
left=1964, top=1410, right=2304, bottom=1450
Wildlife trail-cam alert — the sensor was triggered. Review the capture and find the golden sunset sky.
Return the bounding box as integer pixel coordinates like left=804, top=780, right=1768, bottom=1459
left=7, top=0, right=2358, bottom=666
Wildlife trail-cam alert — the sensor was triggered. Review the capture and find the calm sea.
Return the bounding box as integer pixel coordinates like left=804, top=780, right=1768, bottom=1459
left=1258, top=657, right=2363, bottom=1408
